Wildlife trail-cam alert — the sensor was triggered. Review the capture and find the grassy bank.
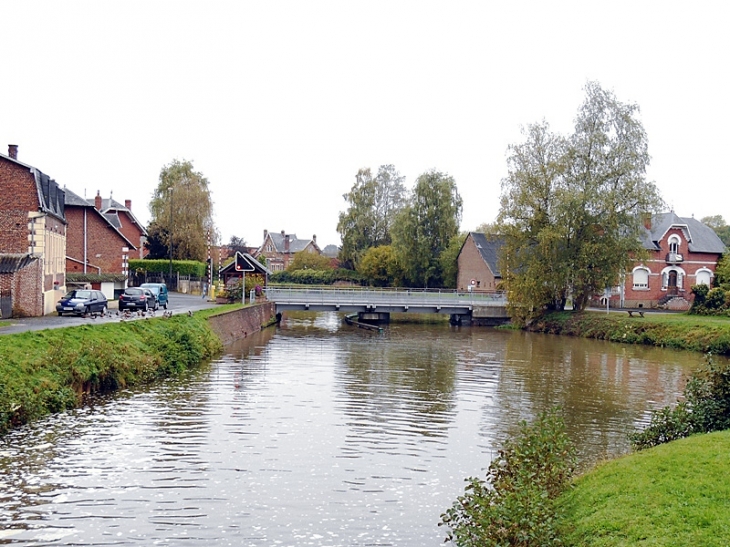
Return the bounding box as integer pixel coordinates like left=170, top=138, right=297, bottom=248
left=0, top=308, right=226, bottom=436
left=529, top=311, right=730, bottom=355
left=557, top=430, right=730, bottom=546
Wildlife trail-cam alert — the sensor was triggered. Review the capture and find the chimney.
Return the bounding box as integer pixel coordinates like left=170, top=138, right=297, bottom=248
left=642, top=213, right=652, bottom=230
left=264, top=229, right=268, bottom=239
left=95, top=190, right=102, bottom=211
left=284, top=234, right=290, bottom=252
left=281, top=230, right=285, bottom=237
left=313, top=234, right=317, bottom=244
left=125, top=199, right=132, bottom=211
left=8, top=144, right=18, bottom=160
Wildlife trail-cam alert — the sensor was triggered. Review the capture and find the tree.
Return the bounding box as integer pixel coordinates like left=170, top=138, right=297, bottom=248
left=701, top=215, right=730, bottom=246
left=357, top=245, right=403, bottom=286
left=337, top=165, right=406, bottom=269
left=143, top=221, right=171, bottom=260
left=392, top=170, right=463, bottom=287
left=227, top=235, right=248, bottom=255
left=498, top=82, right=663, bottom=323
left=147, top=159, right=215, bottom=262
left=287, top=250, right=333, bottom=271
left=439, top=233, right=468, bottom=289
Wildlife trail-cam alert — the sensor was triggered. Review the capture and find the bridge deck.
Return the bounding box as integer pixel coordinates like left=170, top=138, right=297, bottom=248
left=264, top=287, right=507, bottom=314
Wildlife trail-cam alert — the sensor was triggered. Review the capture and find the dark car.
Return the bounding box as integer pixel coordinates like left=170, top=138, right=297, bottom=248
left=119, top=287, right=157, bottom=312
left=139, top=283, right=169, bottom=309
left=56, top=289, right=108, bottom=316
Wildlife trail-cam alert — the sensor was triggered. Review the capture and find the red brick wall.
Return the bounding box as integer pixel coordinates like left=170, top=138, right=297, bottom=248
left=0, top=260, right=43, bottom=317
left=0, top=158, right=40, bottom=252
left=116, top=211, right=145, bottom=256
left=65, top=206, right=129, bottom=273
left=457, top=234, right=499, bottom=292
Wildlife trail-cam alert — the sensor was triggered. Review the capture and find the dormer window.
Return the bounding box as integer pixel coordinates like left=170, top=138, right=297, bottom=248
left=668, top=234, right=681, bottom=254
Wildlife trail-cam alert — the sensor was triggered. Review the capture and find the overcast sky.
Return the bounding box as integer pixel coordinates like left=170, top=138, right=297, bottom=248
left=3, top=1, right=729, bottom=249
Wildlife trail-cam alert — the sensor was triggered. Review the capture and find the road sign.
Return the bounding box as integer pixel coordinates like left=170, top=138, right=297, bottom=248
left=235, top=252, right=256, bottom=272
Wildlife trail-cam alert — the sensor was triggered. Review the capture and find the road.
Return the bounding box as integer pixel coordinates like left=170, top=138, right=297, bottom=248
left=0, top=292, right=220, bottom=336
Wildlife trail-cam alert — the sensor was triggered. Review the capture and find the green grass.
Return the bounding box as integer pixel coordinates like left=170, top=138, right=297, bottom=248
left=0, top=311, right=224, bottom=435
left=558, top=430, right=730, bottom=546
left=531, top=311, right=730, bottom=355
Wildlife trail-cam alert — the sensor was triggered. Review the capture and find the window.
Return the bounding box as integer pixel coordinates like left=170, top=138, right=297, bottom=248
left=632, top=267, right=649, bottom=290
left=696, top=269, right=712, bottom=286
left=668, top=234, right=681, bottom=254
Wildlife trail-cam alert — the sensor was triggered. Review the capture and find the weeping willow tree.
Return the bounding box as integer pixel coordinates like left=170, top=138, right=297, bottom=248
left=148, top=159, right=216, bottom=262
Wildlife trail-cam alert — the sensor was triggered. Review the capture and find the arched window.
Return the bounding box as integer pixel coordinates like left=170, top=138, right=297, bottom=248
left=632, top=267, right=649, bottom=290
left=668, top=234, right=681, bottom=255
left=696, top=268, right=712, bottom=286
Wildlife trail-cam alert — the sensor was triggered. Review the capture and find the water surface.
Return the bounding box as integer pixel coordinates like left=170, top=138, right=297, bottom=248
left=0, top=312, right=712, bottom=545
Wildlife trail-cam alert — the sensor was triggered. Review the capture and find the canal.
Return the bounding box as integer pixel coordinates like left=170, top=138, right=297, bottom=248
left=0, top=312, right=716, bottom=546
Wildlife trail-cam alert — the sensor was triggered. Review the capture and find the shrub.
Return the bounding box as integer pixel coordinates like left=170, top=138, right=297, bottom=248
left=630, top=354, right=730, bottom=450
left=441, top=409, right=576, bottom=546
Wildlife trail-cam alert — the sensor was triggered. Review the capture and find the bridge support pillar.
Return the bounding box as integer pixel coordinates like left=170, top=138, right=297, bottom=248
left=450, top=313, right=472, bottom=326
left=358, top=312, right=390, bottom=324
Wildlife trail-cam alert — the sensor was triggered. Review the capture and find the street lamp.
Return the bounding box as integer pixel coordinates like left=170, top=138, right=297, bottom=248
left=168, top=186, right=173, bottom=280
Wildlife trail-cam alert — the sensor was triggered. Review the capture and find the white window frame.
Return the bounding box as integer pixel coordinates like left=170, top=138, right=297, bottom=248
left=632, top=266, right=650, bottom=290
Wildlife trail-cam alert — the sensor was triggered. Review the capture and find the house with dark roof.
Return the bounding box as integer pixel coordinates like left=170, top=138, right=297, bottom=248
left=457, top=232, right=504, bottom=292
left=615, top=212, right=726, bottom=310
left=94, top=193, right=148, bottom=258
left=255, top=229, right=322, bottom=272
left=0, top=144, right=67, bottom=317
left=63, top=189, right=140, bottom=297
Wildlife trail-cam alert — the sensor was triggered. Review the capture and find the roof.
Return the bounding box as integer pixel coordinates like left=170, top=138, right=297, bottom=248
left=264, top=231, right=321, bottom=254
left=322, top=244, right=339, bottom=258
left=63, top=188, right=137, bottom=249
left=466, top=232, right=505, bottom=277
left=0, top=151, right=66, bottom=222
left=0, top=253, right=40, bottom=274
left=96, top=197, right=148, bottom=236
left=640, top=212, right=726, bottom=254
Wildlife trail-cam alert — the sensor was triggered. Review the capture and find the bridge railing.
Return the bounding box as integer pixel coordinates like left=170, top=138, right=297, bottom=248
left=264, top=286, right=508, bottom=307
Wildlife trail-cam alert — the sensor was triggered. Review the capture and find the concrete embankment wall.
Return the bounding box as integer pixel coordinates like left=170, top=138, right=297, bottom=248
left=206, top=302, right=277, bottom=345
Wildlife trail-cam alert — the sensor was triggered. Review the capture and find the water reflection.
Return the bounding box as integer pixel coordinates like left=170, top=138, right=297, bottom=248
left=0, top=312, right=717, bottom=546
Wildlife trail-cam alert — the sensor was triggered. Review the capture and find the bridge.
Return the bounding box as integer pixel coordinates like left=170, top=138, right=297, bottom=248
left=263, top=287, right=510, bottom=325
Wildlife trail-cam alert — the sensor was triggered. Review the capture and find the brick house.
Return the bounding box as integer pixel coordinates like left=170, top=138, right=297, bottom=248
left=255, top=230, right=322, bottom=272
left=63, top=189, right=139, bottom=296
left=95, top=194, right=148, bottom=258
left=456, top=232, right=504, bottom=292
left=0, top=145, right=67, bottom=317
left=613, top=212, right=726, bottom=310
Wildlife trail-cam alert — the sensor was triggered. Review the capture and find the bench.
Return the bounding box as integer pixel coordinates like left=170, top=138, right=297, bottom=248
left=627, top=310, right=644, bottom=318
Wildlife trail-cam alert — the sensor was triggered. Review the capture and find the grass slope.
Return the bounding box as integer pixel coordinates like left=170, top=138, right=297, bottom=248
left=0, top=309, right=226, bottom=435
left=558, top=430, right=730, bottom=546
left=531, top=312, right=730, bottom=355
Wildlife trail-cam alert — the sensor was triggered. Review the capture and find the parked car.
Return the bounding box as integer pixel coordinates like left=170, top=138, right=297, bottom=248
left=119, top=287, right=157, bottom=312
left=56, top=289, right=108, bottom=316
left=139, top=283, right=169, bottom=309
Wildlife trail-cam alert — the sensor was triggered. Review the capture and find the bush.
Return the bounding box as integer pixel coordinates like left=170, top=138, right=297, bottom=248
left=441, top=409, right=576, bottom=546
left=129, top=259, right=206, bottom=277
left=630, top=354, right=730, bottom=450
left=270, top=268, right=364, bottom=285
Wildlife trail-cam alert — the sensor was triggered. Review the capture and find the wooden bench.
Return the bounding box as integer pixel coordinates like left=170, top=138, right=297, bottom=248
left=627, top=310, right=644, bottom=318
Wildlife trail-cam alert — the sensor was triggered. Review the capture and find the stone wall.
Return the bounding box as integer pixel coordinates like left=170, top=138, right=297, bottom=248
left=206, top=302, right=277, bottom=345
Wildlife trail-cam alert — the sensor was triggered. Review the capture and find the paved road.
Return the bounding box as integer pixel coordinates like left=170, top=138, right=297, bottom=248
left=0, top=292, right=220, bottom=336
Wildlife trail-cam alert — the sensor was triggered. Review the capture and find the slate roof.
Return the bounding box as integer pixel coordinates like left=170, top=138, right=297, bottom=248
left=640, top=212, right=726, bottom=254
left=96, top=197, right=148, bottom=236
left=468, top=233, right=505, bottom=277
left=63, top=188, right=137, bottom=249
left=0, top=151, right=65, bottom=222
left=266, top=232, right=320, bottom=254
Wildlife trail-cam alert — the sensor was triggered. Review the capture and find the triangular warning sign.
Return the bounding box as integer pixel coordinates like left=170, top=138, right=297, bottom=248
left=234, top=252, right=256, bottom=272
